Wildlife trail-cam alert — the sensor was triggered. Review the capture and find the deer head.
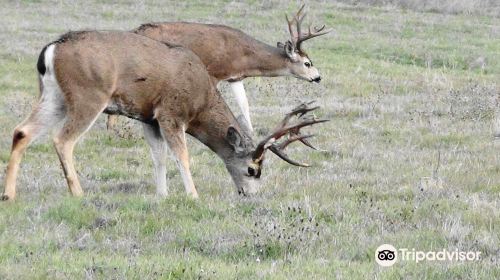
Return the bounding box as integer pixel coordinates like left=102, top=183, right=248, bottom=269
left=222, top=102, right=328, bottom=195
left=277, top=4, right=332, bottom=83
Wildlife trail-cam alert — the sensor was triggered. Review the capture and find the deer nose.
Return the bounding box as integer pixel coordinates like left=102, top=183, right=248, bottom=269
left=247, top=167, right=261, bottom=179
left=312, top=76, right=321, bottom=83
left=247, top=167, right=256, bottom=177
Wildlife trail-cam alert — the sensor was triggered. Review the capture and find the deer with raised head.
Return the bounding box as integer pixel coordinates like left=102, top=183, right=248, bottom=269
left=107, top=4, right=331, bottom=132
left=1, top=30, right=327, bottom=201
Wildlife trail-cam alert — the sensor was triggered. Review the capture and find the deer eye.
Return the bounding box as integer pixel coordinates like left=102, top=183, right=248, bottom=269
left=304, top=62, right=311, bottom=68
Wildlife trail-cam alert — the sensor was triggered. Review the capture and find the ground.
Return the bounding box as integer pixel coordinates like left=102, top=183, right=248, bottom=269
left=0, top=1, right=499, bottom=279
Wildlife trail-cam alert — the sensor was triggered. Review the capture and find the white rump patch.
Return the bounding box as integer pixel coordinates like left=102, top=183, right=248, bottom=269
left=35, top=44, right=66, bottom=137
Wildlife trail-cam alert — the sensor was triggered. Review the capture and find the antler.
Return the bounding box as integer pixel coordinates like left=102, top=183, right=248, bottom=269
left=296, top=23, right=332, bottom=52
left=252, top=101, right=329, bottom=167
left=285, top=4, right=332, bottom=52
left=285, top=4, right=306, bottom=46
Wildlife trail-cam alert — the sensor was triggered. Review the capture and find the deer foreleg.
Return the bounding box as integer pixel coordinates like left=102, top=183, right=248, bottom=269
left=157, top=119, right=198, bottom=199
left=143, top=122, right=169, bottom=197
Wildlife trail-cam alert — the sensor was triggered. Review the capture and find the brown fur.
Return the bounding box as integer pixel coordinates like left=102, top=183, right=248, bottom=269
left=2, top=31, right=262, bottom=200
left=132, top=22, right=291, bottom=82
left=104, top=20, right=326, bottom=131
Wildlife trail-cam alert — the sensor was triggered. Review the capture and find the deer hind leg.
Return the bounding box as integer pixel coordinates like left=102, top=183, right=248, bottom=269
left=230, top=81, right=253, bottom=132
left=142, top=122, right=169, bottom=197
left=2, top=80, right=66, bottom=201
left=52, top=97, right=106, bottom=197
left=157, top=118, right=198, bottom=199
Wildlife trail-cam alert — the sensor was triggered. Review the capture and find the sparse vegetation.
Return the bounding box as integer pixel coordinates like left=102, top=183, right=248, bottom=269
left=0, top=0, right=499, bottom=279
left=336, top=0, right=500, bottom=17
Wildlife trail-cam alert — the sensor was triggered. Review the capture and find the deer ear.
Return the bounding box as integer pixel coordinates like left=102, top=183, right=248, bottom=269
left=226, top=126, right=245, bottom=153
left=284, top=41, right=298, bottom=61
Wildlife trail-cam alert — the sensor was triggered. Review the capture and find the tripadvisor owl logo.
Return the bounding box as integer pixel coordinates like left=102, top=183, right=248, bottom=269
left=375, top=244, right=482, bottom=266
left=375, top=244, right=397, bottom=267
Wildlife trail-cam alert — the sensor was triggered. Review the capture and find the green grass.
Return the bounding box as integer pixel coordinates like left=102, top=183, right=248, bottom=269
left=0, top=0, right=499, bottom=279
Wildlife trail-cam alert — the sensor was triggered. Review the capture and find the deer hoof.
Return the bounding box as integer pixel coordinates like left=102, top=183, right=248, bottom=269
left=189, top=192, right=199, bottom=199
left=1, top=194, right=12, bottom=201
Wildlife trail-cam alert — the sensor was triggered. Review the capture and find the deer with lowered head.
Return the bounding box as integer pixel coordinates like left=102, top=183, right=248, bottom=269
left=1, top=30, right=327, bottom=201
left=107, top=4, right=331, bottom=132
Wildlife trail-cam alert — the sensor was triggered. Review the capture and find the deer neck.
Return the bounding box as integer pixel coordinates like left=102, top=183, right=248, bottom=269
left=186, top=93, right=249, bottom=162
left=233, top=43, right=290, bottom=79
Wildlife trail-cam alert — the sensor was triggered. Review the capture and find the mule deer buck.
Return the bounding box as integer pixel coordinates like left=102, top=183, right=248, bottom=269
left=1, top=31, right=327, bottom=201
left=107, top=4, right=331, bottom=132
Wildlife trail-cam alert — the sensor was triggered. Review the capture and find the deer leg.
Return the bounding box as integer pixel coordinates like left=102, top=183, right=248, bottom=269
left=2, top=85, right=66, bottom=201
left=3, top=122, right=48, bottom=201
left=157, top=119, right=198, bottom=199
left=142, top=122, right=169, bottom=197
left=53, top=103, right=105, bottom=197
left=106, top=115, right=118, bottom=130
left=230, top=81, right=253, bottom=132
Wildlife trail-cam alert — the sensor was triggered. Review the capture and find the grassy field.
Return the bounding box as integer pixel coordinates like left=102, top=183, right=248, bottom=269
left=0, top=0, right=499, bottom=279
left=336, top=0, right=500, bottom=17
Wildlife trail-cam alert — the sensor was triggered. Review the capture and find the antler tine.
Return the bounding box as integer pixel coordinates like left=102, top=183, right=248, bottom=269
left=298, top=137, right=317, bottom=150
left=274, top=101, right=319, bottom=130
left=252, top=101, right=327, bottom=161
left=285, top=4, right=307, bottom=45
left=284, top=4, right=331, bottom=52
left=252, top=102, right=329, bottom=163
left=294, top=12, right=306, bottom=46
left=285, top=14, right=297, bottom=44
left=296, top=3, right=306, bottom=18
left=277, top=134, right=314, bottom=150
left=289, top=128, right=318, bottom=150
left=265, top=117, right=327, bottom=166
left=286, top=116, right=329, bottom=131
left=269, top=145, right=310, bottom=167
left=314, top=25, right=326, bottom=32
left=296, top=23, right=333, bottom=51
